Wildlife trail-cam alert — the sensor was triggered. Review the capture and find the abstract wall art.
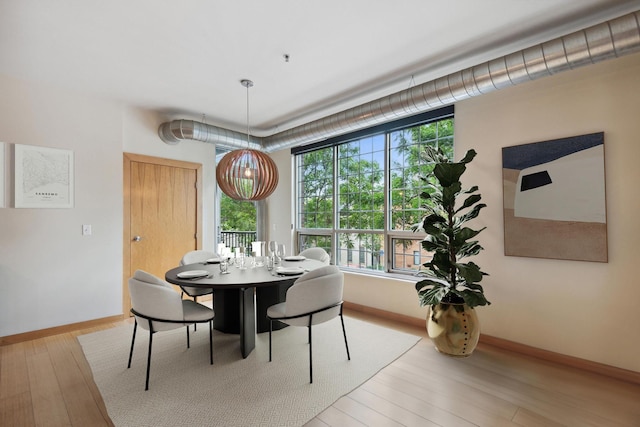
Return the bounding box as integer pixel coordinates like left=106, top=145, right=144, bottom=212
left=502, top=132, right=607, bottom=262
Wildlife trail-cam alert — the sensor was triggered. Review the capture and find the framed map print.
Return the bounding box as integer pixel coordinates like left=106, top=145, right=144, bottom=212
left=14, top=144, right=74, bottom=208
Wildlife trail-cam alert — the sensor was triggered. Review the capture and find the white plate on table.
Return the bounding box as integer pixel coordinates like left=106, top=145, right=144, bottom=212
left=177, top=270, right=210, bottom=279
left=276, top=267, right=305, bottom=275
left=284, top=255, right=306, bottom=261
left=205, top=257, right=221, bottom=264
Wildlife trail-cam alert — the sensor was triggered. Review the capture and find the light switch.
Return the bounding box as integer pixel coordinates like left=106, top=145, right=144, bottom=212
left=82, top=224, right=92, bottom=236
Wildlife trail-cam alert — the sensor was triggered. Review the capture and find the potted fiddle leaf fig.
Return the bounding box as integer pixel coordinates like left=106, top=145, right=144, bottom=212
left=414, top=145, right=490, bottom=357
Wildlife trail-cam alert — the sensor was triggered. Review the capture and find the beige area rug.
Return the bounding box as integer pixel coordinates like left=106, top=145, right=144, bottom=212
left=78, top=317, right=420, bottom=427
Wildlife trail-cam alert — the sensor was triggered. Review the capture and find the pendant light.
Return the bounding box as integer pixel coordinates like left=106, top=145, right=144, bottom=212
left=216, top=79, right=279, bottom=201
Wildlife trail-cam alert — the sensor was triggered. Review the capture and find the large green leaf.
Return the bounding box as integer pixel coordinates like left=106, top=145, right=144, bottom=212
left=458, top=203, right=486, bottom=223
left=429, top=253, right=455, bottom=275
left=422, top=214, right=446, bottom=235
left=421, top=239, right=441, bottom=252
left=458, top=241, right=484, bottom=258
left=434, top=162, right=466, bottom=187
left=456, top=261, right=483, bottom=282
left=456, top=193, right=482, bottom=213
left=426, top=251, right=452, bottom=268
left=422, top=213, right=446, bottom=225
left=458, top=289, right=490, bottom=307
left=459, top=149, right=477, bottom=164
left=464, top=282, right=486, bottom=292
left=420, top=262, right=449, bottom=279
left=417, top=286, right=450, bottom=307
left=463, top=185, right=479, bottom=194
left=419, top=290, right=447, bottom=306
left=441, top=181, right=461, bottom=208
left=452, top=227, right=482, bottom=247
left=415, top=278, right=449, bottom=292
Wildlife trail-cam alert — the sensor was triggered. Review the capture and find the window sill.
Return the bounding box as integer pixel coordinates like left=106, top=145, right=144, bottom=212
left=338, top=267, right=420, bottom=283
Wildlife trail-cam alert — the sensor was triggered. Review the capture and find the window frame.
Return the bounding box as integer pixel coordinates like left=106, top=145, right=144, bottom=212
left=292, top=105, right=454, bottom=276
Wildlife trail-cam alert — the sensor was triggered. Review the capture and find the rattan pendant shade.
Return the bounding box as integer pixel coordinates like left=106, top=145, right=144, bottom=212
left=216, top=79, right=279, bottom=201
left=216, top=148, right=279, bottom=200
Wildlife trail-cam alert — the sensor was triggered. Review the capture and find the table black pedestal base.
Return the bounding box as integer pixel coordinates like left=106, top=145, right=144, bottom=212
left=213, top=281, right=295, bottom=334
left=213, top=289, right=241, bottom=333
left=239, top=288, right=255, bottom=358
left=212, top=280, right=294, bottom=358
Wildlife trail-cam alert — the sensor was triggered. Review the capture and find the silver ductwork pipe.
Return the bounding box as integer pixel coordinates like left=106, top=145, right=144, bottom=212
left=159, top=11, right=640, bottom=152
left=158, top=119, right=262, bottom=150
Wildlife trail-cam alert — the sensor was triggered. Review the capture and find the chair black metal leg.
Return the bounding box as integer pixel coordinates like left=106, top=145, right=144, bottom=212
left=308, top=324, right=313, bottom=384
left=340, top=312, right=350, bottom=360
left=145, top=329, right=154, bottom=391
left=209, top=320, right=213, bottom=365
left=308, top=314, right=314, bottom=384
left=127, top=320, right=138, bottom=368
left=127, top=310, right=216, bottom=390
left=268, top=319, right=273, bottom=362
left=265, top=302, right=346, bottom=384
left=193, top=297, right=198, bottom=331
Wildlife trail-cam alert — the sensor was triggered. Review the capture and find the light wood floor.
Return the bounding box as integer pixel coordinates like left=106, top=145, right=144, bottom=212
left=2, top=310, right=640, bottom=427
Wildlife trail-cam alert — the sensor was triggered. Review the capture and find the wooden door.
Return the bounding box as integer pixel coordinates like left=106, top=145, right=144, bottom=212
left=123, top=153, right=202, bottom=315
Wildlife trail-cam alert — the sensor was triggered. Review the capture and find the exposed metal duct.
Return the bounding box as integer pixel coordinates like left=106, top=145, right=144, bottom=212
left=158, top=118, right=262, bottom=150
left=159, top=11, right=640, bottom=153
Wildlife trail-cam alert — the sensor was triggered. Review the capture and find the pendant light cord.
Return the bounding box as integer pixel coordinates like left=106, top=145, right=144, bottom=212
left=241, top=79, right=254, bottom=148
left=246, top=82, right=250, bottom=146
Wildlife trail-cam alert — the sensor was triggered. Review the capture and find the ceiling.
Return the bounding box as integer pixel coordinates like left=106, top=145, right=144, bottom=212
left=1, top=0, right=639, bottom=137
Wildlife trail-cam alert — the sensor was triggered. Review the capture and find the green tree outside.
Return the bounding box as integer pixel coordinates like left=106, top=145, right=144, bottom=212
left=220, top=193, right=256, bottom=231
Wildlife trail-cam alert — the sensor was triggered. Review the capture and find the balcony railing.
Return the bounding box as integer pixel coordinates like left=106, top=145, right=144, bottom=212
left=219, top=231, right=257, bottom=253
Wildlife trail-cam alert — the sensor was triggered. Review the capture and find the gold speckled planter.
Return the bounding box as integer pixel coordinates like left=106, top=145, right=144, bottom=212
left=427, top=303, right=479, bottom=357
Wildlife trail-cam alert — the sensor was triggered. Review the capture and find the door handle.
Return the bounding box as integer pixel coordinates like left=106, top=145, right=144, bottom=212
left=133, top=235, right=143, bottom=242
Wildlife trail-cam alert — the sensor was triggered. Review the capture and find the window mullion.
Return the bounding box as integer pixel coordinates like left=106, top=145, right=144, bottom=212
left=383, top=132, right=390, bottom=272
left=331, top=145, right=340, bottom=264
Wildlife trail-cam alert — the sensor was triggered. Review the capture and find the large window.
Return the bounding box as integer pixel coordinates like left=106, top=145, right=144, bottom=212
left=294, top=106, right=454, bottom=275
left=218, top=192, right=257, bottom=252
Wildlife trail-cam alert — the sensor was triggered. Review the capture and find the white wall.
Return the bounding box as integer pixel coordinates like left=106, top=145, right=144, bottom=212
left=331, top=53, right=640, bottom=373
left=0, top=75, right=123, bottom=335
left=266, top=148, right=294, bottom=250
left=0, top=77, right=219, bottom=337
left=458, top=53, right=640, bottom=373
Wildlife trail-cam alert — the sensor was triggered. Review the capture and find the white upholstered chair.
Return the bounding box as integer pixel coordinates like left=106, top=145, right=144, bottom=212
left=298, top=247, right=331, bottom=265
left=127, top=270, right=215, bottom=390
left=266, top=265, right=350, bottom=383
left=179, top=250, right=217, bottom=302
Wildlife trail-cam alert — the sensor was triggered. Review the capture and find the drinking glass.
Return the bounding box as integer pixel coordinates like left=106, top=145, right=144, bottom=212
left=219, top=259, right=229, bottom=274
left=265, top=255, right=274, bottom=271
left=268, top=241, right=277, bottom=257
left=252, top=241, right=265, bottom=267
left=277, top=244, right=286, bottom=261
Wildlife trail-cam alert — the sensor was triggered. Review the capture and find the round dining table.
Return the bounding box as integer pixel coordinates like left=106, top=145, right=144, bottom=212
left=165, top=257, right=325, bottom=358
